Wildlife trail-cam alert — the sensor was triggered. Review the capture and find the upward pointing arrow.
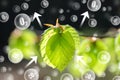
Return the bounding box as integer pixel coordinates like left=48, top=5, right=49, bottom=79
left=25, top=56, right=38, bottom=68
left=80, top=11, right=90, bottom=27
left=33, top=12, right=42, bottom=28
left=76, top=56, right=88, bottom=67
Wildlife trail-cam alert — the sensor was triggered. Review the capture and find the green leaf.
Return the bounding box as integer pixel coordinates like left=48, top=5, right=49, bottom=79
left=115, top=33, right=120, bottom=53
left=64, top=25, right=81, bottom=52
left=78, top=39, right=91, bottom=55
left=9, top=29, right=38, bottom=59
left=40, top=25, right=80, bottom=71
left=95, top=39, right=108, bottom=51
left=115, top=33, right=120, bottom=46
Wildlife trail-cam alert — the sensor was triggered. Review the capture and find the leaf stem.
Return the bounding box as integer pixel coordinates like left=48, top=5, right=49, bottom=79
left=44, top=19, right=64, bottom=31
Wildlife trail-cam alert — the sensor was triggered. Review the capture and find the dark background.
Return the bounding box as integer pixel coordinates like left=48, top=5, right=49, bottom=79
left=0, top=0, right=120, bottom=56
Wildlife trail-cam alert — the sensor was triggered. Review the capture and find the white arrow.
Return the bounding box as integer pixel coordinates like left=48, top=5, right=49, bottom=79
left=80, top=11, right=90, bottom=27
left=33, top=12, right=42, bottom=28
left=76, top=56, right=88, bottom=67
left=25, top=56, right=38, bottom=68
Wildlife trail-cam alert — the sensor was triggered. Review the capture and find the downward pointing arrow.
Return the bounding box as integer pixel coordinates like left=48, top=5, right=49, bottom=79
left=33, top=12, right=42, bottom=28
left=80, top=11, right=90, bottom=27
left=25, top=56, right=38, bottom=68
